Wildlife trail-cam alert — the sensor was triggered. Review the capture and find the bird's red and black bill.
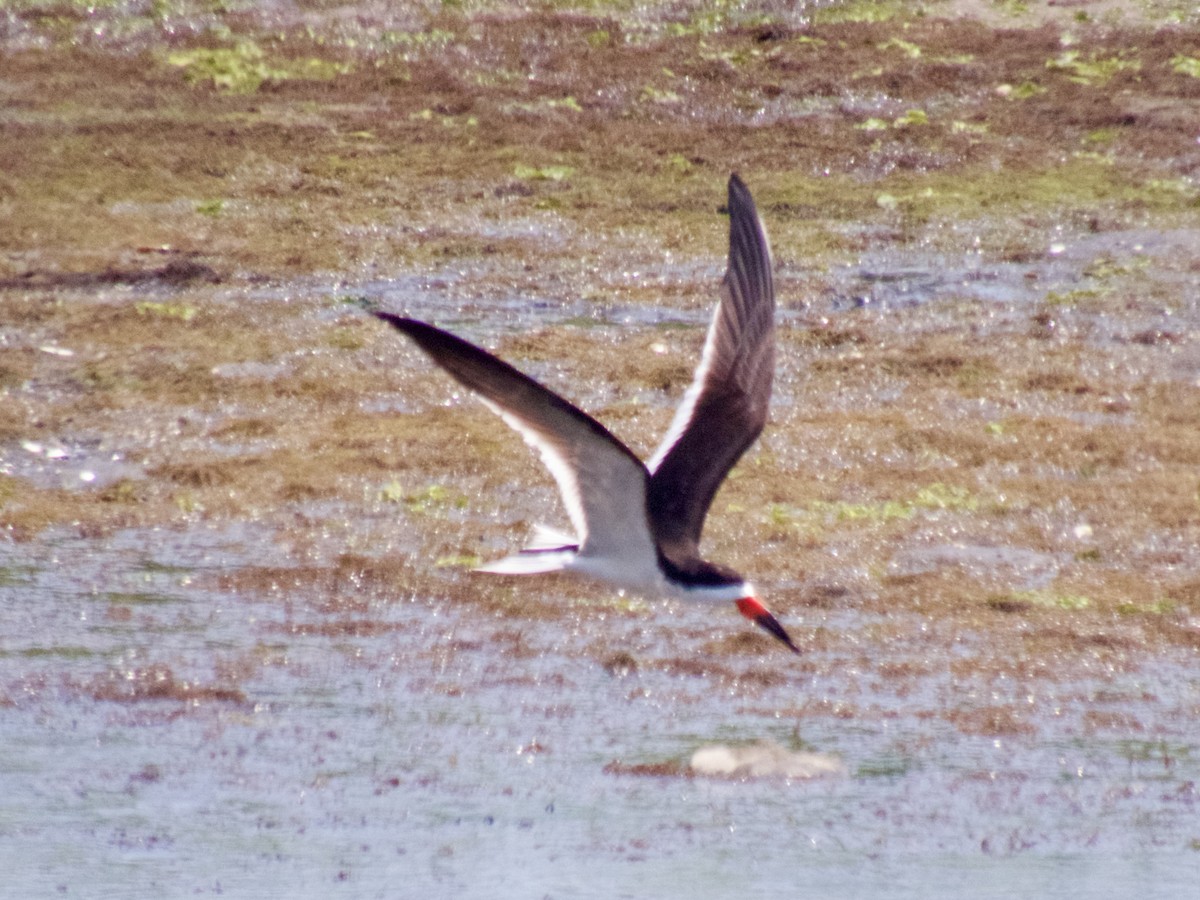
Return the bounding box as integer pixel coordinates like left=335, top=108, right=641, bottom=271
left=736, top=597, right=801, bottom=654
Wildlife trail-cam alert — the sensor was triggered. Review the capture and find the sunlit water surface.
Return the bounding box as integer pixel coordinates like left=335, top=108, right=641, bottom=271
left=2, top=521, right=1198, bottom=899
left=3, top=226, right=1200, bottom=897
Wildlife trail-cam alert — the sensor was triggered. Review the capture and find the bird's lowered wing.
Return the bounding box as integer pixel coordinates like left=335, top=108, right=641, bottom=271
left=374, top=314, right=659, bottom=567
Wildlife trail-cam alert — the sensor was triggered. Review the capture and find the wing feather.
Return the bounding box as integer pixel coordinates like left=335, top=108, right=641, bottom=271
left=646, top=174, right=776, bottom=561
left=374, top=314, right=659, bottom=566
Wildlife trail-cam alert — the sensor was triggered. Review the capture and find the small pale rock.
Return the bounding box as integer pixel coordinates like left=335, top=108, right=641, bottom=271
left=690, top=739, right=845, bottom=779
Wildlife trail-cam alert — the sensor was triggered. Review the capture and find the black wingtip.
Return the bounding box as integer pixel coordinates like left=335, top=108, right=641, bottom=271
left=372, top=312, right=470, bottom=375
left=727, top=172, right=755, bottom=212
left=373, top=312, right=452, bottom=355
left=373, top=310, right=415, bottom=331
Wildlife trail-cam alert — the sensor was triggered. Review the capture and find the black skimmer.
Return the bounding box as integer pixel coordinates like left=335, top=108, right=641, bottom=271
left=374, top=174, right=799, bottom=653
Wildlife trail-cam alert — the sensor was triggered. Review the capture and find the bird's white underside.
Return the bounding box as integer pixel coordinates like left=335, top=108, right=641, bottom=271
left=479, top=398, right=671, bottom=595
left=475, top=399, right=753, bottom=604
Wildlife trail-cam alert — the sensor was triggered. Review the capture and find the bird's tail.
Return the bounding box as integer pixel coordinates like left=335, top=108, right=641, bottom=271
left=473, top=524, right=579, bottom=575
left=474, top=549, right=576, bottom=576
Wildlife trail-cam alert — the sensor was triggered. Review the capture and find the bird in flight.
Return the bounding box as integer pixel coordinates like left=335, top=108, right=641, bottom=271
left=374, top=174, right=798, bottom=653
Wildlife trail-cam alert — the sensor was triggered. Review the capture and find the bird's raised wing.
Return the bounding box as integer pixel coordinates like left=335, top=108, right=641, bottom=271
left=374, top=314, right=658, bottom=565
left=645, top=174, right=776, bottom=561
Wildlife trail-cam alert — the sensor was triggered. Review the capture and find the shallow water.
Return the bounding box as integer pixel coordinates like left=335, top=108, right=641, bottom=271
left=2, top=225, right=1200, bottom=897
left=3, top=232, right=1200, bottom=896
left=2, top=514, right=1198, bottom=898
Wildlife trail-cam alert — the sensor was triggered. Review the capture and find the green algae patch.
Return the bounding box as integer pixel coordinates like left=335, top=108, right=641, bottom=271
left=769, top=483, right=982, bottom=531
left=136, top=301, right=198, bottom=322
left=1045, top=48, right=1142, bottom=85
left=513, top=164, right=576, bottom=182
left=385, top=483, right=471, bottom=515
left=166, top=42, right=351, bottom=94
left=1006, top=589, right=1093, bottom=611
left=814, top=0, right=907, bottom=24
left=14, top=645, right=94, bottom=659
left=434, top=554, right=483, bottom=569
left=0, top=562, right=36, bottom=587
left=1171, top=53, right=1200, bottom=78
